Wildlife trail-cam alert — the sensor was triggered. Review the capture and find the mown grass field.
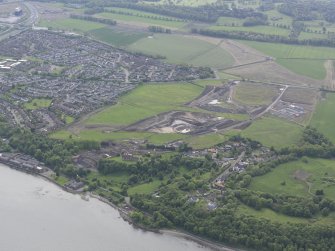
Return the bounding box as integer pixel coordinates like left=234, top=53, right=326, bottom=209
left=128, top=34, right=234, bottom=68
left=39, top=18, right=105, bottom=32
left=184, top=133, right=229, bottom=149
left=89, top=27, right=147, bottom=47
left=310, top=93, right=335, bottom=143
left=242, top=40, right=335, bottom=79
left=85, top=82, right=203, bottom=126
left=234, top=83, right=279, bottom=106
left=243, top=40, right=335, bottom=59
left=24, top=98, right=52, bottom=110
left=241, top=116, right=303, bottom=149
left=276, top=59, right=327, bottom=80
left=209, top=25, right=290, bottom=36
left=249, top=158, right=335, bottom=200
left=95, top=11, right=186, bottom=29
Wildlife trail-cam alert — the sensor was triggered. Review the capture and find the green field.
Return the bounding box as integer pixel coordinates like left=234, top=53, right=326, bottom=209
left=299, top=31, right=328, bottom=40
left=184, top=133, right=228, bottom=149
left=24, top=98, right=52, bottom=110
left=243, top=40, right=335, bottom=59
left=89, top=27, right=147, bottom=47
left=242, top=40, right=335, bottom=79
left=250, top=158, right=335, bottom=200
left=150, top=0, right=217, bottom=7
left=238, top=204, right=335, bottom=225
left=39, top=18, right=106, bottom=32
left=51, top=130, right=188, bottom=144
left=85, top=82, right=203, bottom=126
left=95, top=11, right=186, bottom=29
left=241, top=116, right=303, bottom=149
left=128, top=34, right=234, bottom=68
left=310, top=93, right=335, bottom=143
left=209, top=25, right=290, bottom=36
left=234, top=83, right=279, bottom=106
left=265, top=9, right=293, bottom=26
left=128, top=179, right=162, bottom=195
left=276, top=59, right=327, bottom=80
left=216, top=16, right=244, bottom=26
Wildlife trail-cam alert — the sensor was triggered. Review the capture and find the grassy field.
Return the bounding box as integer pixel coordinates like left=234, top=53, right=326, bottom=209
left=265, top=9, right=293, bottom=26
left=128, top=179, right=162, bottom=195
left=128, top=34, right=234, bottom=68
left=150, top=0, right=217, bottom=7
left=51, top=130, right=188, bottom=144
left=24, top=98, right=52, bottom=110
left=89, top=27, right=147, bottom=47
left=85, top=82, right=203, bottom=126
left=216, top=16, right=244, bottom=26
left=241, top=116, right=303, bottom=149
left=242, top=40, right=335, bottom=79
left=243, top=40, right=335, bottom=59
left=276, top=59, right=327, bottom=80
left=310, top=93, right=335, bottom=143
left=234, top=83, right=279, bottom=106
left=39, top=18, right=106, bottom=32
left=184, top=133, right=228, bottom=149
left=95, top=11, right=186, bottom=29
left=299, top=31, right=327, bottom=40
left=209, top=25, right=290, bottom=36
left=238, top=204, right=335, bottom=225
left=249, top=158, right=335, bottom=200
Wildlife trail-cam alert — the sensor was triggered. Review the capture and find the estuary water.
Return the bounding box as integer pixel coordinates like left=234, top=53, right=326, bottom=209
left=0, top=164, right=213, bottom=251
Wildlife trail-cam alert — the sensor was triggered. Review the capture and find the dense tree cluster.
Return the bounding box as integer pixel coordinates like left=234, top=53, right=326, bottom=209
left=0, top=124, right=99, bottom=177
left=278, top=0, right=335, bottom=23
left=235, top=189, right=335, bottom=218
left=106, top=2, right=267, bottom=23
left=131, top=188, right=335, bottom=251
left=148, top=26, right=171, bottom=33
left=98, top=154, right=218, bottom=186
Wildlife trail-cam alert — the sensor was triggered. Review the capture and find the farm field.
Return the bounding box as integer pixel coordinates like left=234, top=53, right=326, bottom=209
left=39, top=18, right=106, bottom=32
left=89, top=27, right=147, bottom=47
left=209, top=25, right=290, bottom=36
left=243, top=40, right=335, bottom=59
left=241, top=116, right=303, bottom=149
left=249, top=158, right=335, bottom=200
left=310, top=93, right=335, bottom=143
left=128, top=34, right=234, bottom=68
left=233, top=82, right=280, bottom=106
left=276, top=58, right=327, bottom=80
left=85, top=82, right=203, bottom=126
left=95, top=11, right=186, bottom=29
left=241, top=40, right=335, bottom=79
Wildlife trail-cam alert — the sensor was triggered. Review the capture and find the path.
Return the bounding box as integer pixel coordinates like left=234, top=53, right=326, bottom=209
left=253, top=85, right=289, bottom=119
left=325, top=60, right=335, bottom=90
left=213, top=151, right=245, bottom=184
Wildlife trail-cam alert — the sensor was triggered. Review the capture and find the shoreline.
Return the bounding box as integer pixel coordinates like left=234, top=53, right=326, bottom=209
left=0, top=163, right=240, bottom=251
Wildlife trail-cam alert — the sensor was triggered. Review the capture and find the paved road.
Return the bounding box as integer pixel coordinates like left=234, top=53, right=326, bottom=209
left=213, top=151, right=245, bottom=184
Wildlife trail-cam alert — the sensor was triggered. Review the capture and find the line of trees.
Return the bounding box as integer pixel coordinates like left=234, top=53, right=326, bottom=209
left=70, top=14, right=117, bottom=25
left=192, top=28, right=335, bottom=48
